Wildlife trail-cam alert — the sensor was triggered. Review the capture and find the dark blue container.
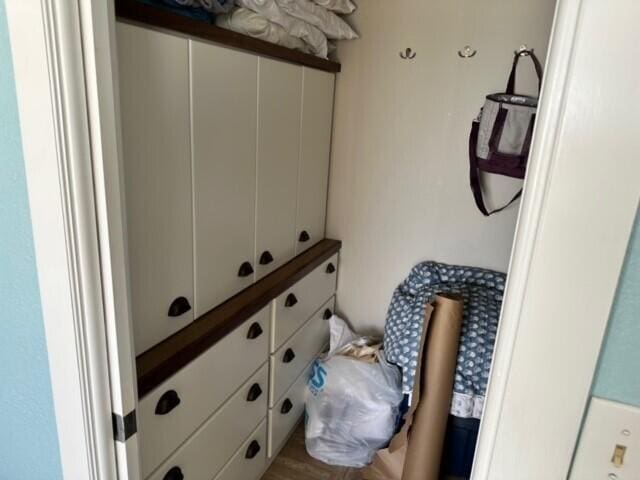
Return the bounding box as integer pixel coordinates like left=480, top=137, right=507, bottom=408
left=440, top=415, right=481, bottom=478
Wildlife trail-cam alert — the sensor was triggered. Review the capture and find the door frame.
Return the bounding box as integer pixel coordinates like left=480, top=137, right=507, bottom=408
left=5, top=0, right=637, bottom=479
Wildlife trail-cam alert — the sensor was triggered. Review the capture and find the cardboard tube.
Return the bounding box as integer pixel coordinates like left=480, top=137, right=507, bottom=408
left=401, top=294, right=463, bottom=480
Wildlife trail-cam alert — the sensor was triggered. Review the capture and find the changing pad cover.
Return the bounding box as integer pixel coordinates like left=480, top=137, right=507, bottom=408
left=383, top=261, right=505, bottom=419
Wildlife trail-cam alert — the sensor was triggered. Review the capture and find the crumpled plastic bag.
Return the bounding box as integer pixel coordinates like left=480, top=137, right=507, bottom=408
left=305, top=315, right=403, bottom=467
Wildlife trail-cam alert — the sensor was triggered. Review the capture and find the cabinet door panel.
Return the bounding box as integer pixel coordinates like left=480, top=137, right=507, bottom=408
left=117, top=23, right=193, bottom=354
left=256, top=59, right=302, bottom=279
left=191, top=40, right=258, bottom=317
left=296, top=68, right=335, bottom=254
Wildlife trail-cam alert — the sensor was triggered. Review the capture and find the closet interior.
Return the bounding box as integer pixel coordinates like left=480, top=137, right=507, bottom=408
left=112, top=0, right=557, bottom=478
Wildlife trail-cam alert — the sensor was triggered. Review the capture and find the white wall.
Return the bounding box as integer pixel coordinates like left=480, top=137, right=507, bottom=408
left=327, top=0, right=557, bottom=332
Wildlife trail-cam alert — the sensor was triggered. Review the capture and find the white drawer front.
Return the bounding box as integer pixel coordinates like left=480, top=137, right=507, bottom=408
left=269, top=299, right=331, bottom=407
left=268, top=363, right=311, bottom=457
left=271, top=253, right=337, bottom=352
left=140, top=307, right=270, bottom=477
left=214, top=419, right=268, bottom=480
left=148, top=365, right=268, bottom=480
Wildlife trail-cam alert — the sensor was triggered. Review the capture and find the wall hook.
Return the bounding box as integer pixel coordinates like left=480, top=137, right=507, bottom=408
left=400, top=47, right=416, bottom=60
left=515, top=44, right=534, bottom=56
left=458, top=45, right=477, bottom=58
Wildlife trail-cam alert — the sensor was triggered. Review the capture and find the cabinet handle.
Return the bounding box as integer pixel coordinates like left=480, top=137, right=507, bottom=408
left=168, top=296, right=191, bottom=317
left=155, top=390, right=181, bottom=415
left=284, top=293, right=298, bottom=308
left=245, top=440, right=261, bottom=459
left=326, top=262, right=336, bottom=274
left=246, top=383, right=263, bottom=402
left=323, top=309, right=333, bottom=320
left=282, top=348, right=296, bottom=363
left=238, top=261, right=254, bottom=277
left=163, top=467, right=184, bottom=480
left=281, top=398, right=293, bottom=414
left=259, top=251, right=274, bottom=265
left=298, top=230, right=310, bottom=242
left=246, top=322, right=263, bottom=340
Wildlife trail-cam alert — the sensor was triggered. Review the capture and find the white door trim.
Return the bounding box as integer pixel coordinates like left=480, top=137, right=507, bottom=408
left=473, top=0, right=640, bottom=477
left=5, top=1, right=140, bottom=479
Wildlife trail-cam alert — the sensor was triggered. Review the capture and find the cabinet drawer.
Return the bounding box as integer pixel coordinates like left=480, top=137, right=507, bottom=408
left=268, top=363, right=312, bottom=458
left=214, top=419, right=268, bottom=480
left=147, top=365, right=268, bottom=480
left=140, top=307, right=270, bottom=477
left=269, top=300, right=331, bottom=407
left=271, top=253, right=338, bottom=352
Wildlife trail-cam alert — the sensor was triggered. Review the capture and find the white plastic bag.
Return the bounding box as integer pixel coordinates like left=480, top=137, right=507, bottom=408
left=305, top=316, right=403, bottom=467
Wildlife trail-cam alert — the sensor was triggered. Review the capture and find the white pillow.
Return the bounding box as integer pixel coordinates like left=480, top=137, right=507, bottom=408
left=236, top=0, right=329, bottom=58
left=216, top=8, right=312, bottom=54
left=312, top=0, right=356, bottom=15
left=276, top=0, right=358, bottom=40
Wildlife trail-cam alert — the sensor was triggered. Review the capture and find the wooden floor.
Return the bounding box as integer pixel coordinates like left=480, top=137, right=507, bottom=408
left=262, top=423, right=364, bottom=480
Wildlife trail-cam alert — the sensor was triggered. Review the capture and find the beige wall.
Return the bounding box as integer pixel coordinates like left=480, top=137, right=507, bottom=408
left=326, top=0, right=557, bottom=332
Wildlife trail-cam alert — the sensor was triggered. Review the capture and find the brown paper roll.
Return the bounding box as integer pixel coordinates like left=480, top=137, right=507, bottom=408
left=401, top=293, right=463, bottom=480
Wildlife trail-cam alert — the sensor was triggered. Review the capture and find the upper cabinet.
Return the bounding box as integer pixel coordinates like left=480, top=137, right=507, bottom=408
left=117, top=23, right=194, bottom=355
left=191, top=40, right=258, bottom=318
left=117, top=23, right=336, bottom=352
left=255, top=59, right=302, bottom=279
left=296, top=69, right=335, bottom=254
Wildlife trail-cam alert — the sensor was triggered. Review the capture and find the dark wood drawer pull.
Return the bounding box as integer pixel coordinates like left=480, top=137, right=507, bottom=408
left=259, top=251, right=274, bottom=265
left=168, top=296, right=191, bottom=317
left=245, top=440, right=261, bottom=459
left=284, top=293, right=298, bottom=308
left=155, top=390, right=181, bottom=415
left=298, top=230, right=310, bottom=242
left=323, top=309, right=333, bottom=320
left=246, top=383, right=263, bottom=402
left=282, top=348, right=296, bottom=363
left=238, top=261, right=254, bottom=277
left=281, top=398, right=293, bottom=414
left=246, top=322, right=263, bottom=340
left=326, top=262, right=336, bottom=274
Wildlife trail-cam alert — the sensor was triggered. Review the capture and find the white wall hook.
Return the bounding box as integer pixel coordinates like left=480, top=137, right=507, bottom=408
left=458, top=45, right=477, bottom=58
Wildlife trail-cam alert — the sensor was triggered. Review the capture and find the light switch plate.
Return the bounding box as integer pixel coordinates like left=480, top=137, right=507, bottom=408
left=570, top=397, right=640, bottom=480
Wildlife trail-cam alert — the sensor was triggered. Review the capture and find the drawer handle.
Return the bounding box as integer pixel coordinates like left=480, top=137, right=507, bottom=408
left=259, top=250, right=274, bottom=265
left=281, top=398, right=293, bottom=414
left=246, top=383, right=263, bottom=402
left=163, top=467, right=184, bottom=480
left=245, top=440, right=261, bottom=459
left=167, top=296, right=191, bottom=317
left=238, top=261, right=254, bottom=277
left=323, top=309, right=333, bottom=320
left=155, top=390, right=181, bottom=415
left=284, top=293, right=298, bottom=308
left=246, top=322, right=263, bottom=340
left=282, top=348, right=296, bottom=363
left=298, top=230, right=310, bottom=242
left=326, top=262, right=336, bottom=274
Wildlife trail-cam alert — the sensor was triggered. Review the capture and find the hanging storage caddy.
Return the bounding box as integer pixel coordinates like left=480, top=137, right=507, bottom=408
left=469, top=49, right=543, bottom=216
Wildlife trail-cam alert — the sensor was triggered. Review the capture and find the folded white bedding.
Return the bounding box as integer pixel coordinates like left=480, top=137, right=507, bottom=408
left=236, top=0, right=329, bottom=58
left=277, top=0, right=358, bottom=40
left=312, top=0, right=356, bottom=15
left=216, top=8, right=312, bottom=54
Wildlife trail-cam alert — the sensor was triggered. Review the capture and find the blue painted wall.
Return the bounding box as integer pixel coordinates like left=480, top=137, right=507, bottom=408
left=592, top=209, right=640, bottom=407
left=0, top=2, right=63, bottom=478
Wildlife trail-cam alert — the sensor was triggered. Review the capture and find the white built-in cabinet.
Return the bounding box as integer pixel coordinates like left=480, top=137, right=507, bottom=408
left=256, top=59, right=302, bottom=279
left=296, top=69, right=335, bottom=253
left=191, top=41, right=258, bottom=317
left=118, top=22, right=335, bottom=354
left=118, top=24, right=194, bottom=355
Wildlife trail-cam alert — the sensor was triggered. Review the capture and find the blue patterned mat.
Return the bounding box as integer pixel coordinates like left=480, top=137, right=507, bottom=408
left=383, top=262, right=505, bottom=418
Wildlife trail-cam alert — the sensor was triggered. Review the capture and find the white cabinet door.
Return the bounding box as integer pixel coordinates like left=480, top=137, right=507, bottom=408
left=296, top=68, right=335, bottom=254
left=255, top=59, right=302, bottom=279
left=191, top=40, right=258, bottom=317
left=117, top=23, right=194, bottom=355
